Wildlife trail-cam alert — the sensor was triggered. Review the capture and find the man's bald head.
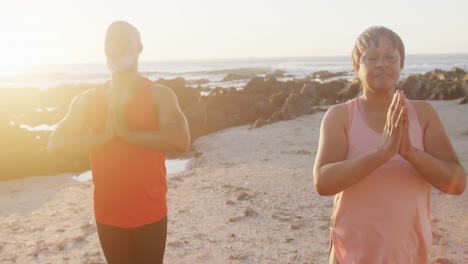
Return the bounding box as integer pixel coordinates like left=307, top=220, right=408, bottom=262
left=104, top=21, right=142, bottom=73
left=105, top=21, right=141, bottom=46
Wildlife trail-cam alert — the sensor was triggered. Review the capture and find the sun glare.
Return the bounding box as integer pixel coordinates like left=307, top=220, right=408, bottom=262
left=0, top=14, right=69, bottom=76
left=0, top=29, right=45, bottom=76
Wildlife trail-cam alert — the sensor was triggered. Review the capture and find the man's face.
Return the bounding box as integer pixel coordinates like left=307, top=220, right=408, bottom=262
left=104, top=28, right=141, bottom=73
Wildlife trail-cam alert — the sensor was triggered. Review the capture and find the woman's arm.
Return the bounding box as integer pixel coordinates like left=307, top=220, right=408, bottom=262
left=400, top=101, right=466, bottom=194
left=314, top=93, right=406, bottom=196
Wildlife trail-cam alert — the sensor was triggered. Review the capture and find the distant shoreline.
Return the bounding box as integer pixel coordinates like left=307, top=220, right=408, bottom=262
left=2, top=54, right=467, bottom=89
left=2, top=53, right=468, bottom=69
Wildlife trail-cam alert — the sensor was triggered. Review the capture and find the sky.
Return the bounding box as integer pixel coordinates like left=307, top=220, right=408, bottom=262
left=1, top=0, right=467, bottom=68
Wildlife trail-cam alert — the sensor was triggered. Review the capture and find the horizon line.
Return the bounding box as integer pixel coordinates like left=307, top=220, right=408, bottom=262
left=2, top=52, right=468, bottom=70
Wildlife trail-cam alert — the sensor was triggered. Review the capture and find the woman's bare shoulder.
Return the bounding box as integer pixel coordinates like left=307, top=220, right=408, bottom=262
left=407, top=100, right=438, bottom=128
left=407, top=99, right=432, bottom=109
left=322, top=102, right=349, bottom=128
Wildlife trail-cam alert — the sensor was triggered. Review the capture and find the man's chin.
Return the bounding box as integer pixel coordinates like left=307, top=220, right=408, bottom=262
left=106, top=58, right=138, bottom=74
left=109, top=68, right=131, bottom=74
left=107, top=66, right=137, bottom=74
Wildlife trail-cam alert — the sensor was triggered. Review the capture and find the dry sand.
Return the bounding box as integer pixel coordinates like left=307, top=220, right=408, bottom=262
left=0, top=100, right=467, bottom=263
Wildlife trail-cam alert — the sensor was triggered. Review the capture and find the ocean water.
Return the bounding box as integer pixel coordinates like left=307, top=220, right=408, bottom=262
left=1, top=54, right=467, bottom=89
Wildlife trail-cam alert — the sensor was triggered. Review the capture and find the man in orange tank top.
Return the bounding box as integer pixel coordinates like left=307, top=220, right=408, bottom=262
left=48, top=21, right=190, bottom=264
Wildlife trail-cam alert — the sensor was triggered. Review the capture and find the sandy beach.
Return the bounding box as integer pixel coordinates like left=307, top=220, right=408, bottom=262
left=0, top=100, right=467, bottom=264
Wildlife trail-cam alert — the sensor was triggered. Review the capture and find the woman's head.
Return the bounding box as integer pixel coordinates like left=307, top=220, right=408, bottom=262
left=352, top=26, right=405, bottom=93
left=352, top=26, right=405, bottom=72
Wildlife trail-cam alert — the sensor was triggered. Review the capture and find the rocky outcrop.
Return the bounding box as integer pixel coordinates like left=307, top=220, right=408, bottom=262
left=221, top=73, right=256, bottom=82
left=0, top=67, right=466, bottom=180
left=399, top=67, right=467, bottom=101
left=309, top=70, right=349, bottom=80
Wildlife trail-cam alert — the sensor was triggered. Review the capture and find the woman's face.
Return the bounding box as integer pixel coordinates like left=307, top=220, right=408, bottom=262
left=356, top=36, right=401, bottom=94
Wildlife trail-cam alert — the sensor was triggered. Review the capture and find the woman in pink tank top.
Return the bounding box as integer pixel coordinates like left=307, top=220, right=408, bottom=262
left=313, top=26, right=466, bottom=264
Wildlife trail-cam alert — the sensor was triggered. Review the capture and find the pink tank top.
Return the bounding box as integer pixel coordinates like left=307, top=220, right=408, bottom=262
left=330, top=97, right=432, bottom=263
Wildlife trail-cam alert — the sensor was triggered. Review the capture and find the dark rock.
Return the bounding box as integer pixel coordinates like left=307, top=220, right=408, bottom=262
left=206, top=93, right=250, bottom=115
left=460, top=80, right=468, bottom=104
left=266, top=70, right=286, bottom=79
left=281, top=93, right=310, bottom=120
left=451, top=66, right=465, bottom=76
left=182, top=102, right=206, bottom=140
left=204, top=110, right=229, bottom=134
left=252, top=118, right=268, bottom=128
left=252, top=100, right=280, bottom=119
left=269, top=111, right=283, bottom=123
left=221, top=73, right=256, bottom=82
left=458, top=97, right=468, bottom=104
left=398, top=75, right=426, bottom=100
left=462, top=80, right=468, bottom=97
left=427, top=80, right=464, bottom=100
left=269, top=92, right=289, bottom=107
left=309, top=70, right=348, bottom=80
left=300, top=82, right=319, bottom=99
left=338, top=78, right=361, bottom=101
left=303, top=80, right=347, bottom=105
left=283, top=80, right=306, bottom=93
left=206, top=87, right=224, bottom=96
left=187, top=79, right=210, bottom=85
left=244, top=77, right=282, bottom=95
left=425, top=69, right=447, bottom=81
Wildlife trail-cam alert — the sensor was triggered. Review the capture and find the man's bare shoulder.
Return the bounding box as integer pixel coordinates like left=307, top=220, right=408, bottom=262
left=150, top=84, right=178, bottom=103
left=54, top=88, right=98, bottom=131
left=70, top=88, right=97, bottom=107
left=151, top=83, right=173, bottom=93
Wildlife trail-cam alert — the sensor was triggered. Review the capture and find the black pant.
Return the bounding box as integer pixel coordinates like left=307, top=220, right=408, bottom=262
left=96, top=217, right=167, bottom=264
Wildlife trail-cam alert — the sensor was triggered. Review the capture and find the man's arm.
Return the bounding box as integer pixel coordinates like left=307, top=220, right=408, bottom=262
left=48, top=90, right=113, bottom=158
left=116, top=84, right=191, bottom=152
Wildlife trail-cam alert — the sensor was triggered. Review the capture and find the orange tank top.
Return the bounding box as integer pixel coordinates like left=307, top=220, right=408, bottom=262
left=86, top=79, right=167, bottom=228
left=330, top=97, right=432, bottom=263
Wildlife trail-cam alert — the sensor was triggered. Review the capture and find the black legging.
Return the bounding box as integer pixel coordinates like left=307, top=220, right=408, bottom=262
left=96, top=217, right=167, bottom=264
